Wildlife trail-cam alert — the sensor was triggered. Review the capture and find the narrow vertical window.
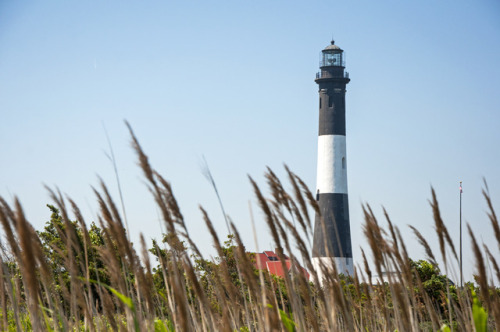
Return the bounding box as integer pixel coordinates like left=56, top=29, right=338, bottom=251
left=328, top=96, right=333, bottom=108
left=342, top=157, right=346, bottom=169
left=319, top=97, right=322, bottom=108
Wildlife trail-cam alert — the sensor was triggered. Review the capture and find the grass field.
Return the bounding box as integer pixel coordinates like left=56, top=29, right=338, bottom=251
left=0, top=126, right=498, bottom=331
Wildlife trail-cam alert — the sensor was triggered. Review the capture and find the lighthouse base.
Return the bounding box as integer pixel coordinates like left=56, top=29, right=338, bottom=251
left=312, top=257, right=354, bottom=285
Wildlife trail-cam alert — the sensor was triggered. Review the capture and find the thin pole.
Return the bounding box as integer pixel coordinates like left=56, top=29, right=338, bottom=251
left=460, top=181, right=463, bottom=288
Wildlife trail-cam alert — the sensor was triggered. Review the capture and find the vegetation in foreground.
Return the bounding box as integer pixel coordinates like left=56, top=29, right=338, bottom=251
left=0, top=125, right=499, bottom=331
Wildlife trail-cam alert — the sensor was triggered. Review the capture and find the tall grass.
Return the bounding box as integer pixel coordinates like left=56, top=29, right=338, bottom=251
left=0, top=126, right=498, bottom=331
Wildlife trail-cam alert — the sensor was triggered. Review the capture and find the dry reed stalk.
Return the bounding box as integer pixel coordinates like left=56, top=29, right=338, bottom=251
left=46, top=187, right=85, bottom=326
left=0, top=249, right=8, bottom=331
left=0, top=198, right=21, bottom=261
left=95, top=187, right=143, bottom=329
left=467, top=224, right=490, bottom=306
left=286, top=173, right=336, bottom=326
left=182, top=259, right=213, bottom=331
left=97, top=181, right=137, bottom=273
left=430, top=188, right=458, bottom=266
left=265, top=168, right=289, bottom=212
left=263, top=170, right=312, bottom=330
left=154, top=172, right=200, bottom=256
left=273, top=205, right=319, bottom=330
left=359, top=249, right=376, bottom=329
left=0, top=203, right=22, bottom=331
left=482, top=182, right=500, bottom=252
left=481, top=186, right=500, bottom=330
left=262, top=270, right=283, bottom=331
left=67, top=196, right=97, bottom=332
left=430, top=188, right=459, bottom=331
left=127, top=122, right=177, bottom=242
left=384, top=209, right=399, bottom=251
left=249, top=177, right=281, bottom=252
left=470, top=228, right=500, bottom=330
left=130, top=128, right=212, bottom=323
left=237, top=238, right=263, bottom=330
left=323, top=276, right=344, bottom=330
left=12, top=198, right=42, bottom=331
left=249, top=200, right=273, bottom=331
left=168, top=252, right=192, bottom=331
left=153, top=171, right=186, bottom=231
left=12, top=273, right=22, bottom=332
left=351, top=269, right=363, bottom=330
left=414, top=271, right=441, bottom=330
left=163, top=231, right=199, bottom=331
left=181, top=230, right=216, bottom=330
left=362, top=204, right=386, bottom=288
left=199, top=207, right=240, bottom=307
left=360, top=248, right=372, bottom=286
left=267, top=213, right=306, bottom=330
left=126, top=121, right=155, bottom=189
left=230, top=224, right=264, bottom=327
left=391, top=227, right=418, bottom=331
left=98, top=224, right=129, bottom=301
left=451, top=293, right=468, bottom=332
left=139, top=234, right=154, bottom=319
left=285, top=165, right=313, bottom=238
left=100, top=284, right=119, bottom=331
left=151, top=243, right=176, bottom=325
left=209, top=267, right=235, bottom=332
left=361, top=274, right=377, bottom=330
left=483, top=245, right=500, bottom=284
left=409, top=225, right=438, bottom=267
left=364, top=206, right=409, bottom=331
left=294, top=174, right=320, bottom=219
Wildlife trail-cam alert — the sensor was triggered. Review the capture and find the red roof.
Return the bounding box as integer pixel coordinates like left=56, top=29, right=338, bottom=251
left=251, top=250, right=309, bottom=280
left=254, top=253, right=269, bottom=269
left=266, top=261, right=290, bottom=277
left=263, top=251, right=276, bottom=258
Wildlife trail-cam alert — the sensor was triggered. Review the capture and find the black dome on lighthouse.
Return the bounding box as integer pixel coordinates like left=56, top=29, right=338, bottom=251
left=323, top=40, right=342, bottom=52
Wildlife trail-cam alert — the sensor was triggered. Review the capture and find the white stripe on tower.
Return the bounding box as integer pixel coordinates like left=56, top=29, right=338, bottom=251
left=312, top=257, right=353, bottom=280
left=313, top=133, right=353, bottom=280
left=316, top=135, right=347, bottom=195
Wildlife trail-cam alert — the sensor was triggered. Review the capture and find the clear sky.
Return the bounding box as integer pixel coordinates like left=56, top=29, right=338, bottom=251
left=1, top=1, right=499, bottom=284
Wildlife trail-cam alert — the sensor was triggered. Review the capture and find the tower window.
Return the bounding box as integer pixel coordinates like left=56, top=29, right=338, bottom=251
left=328, top=96, right=333, bottom=108
left=319, top=97, right=321, bottom=108
left=342, top=157, right=346, bottom=169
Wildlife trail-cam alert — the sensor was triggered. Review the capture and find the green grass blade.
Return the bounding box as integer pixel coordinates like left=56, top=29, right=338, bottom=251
left=267, top=304, right=296, bottom=332
left=471, top=288, right=488, bottom=332
left=84, top=278, right=139, bottom=331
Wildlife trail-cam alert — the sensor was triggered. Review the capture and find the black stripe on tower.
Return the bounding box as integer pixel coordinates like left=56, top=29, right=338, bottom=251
left=318, top=88, right=346, bottom=136
left=312, top=193, right=352, bottom=258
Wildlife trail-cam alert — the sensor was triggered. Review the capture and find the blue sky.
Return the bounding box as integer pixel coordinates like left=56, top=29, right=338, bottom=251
left=1, top=1, right=499, bottom=283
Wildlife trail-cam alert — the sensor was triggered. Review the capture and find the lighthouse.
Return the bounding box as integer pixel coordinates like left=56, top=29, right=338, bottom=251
left=312, top=40, right=354, bottom=280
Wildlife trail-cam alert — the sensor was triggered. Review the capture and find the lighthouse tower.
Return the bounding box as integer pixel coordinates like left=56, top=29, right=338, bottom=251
left=312, top=40, right=353, bottom=280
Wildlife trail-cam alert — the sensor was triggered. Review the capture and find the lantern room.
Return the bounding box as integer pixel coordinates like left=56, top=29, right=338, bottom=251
left=320, top=40, right=345, bottom=67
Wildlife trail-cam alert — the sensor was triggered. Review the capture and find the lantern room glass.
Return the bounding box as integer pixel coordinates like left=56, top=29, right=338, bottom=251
left=321, top=51, right=344, bottom=67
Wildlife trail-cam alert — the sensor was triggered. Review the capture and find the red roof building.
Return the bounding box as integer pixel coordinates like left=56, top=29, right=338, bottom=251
left=252, top=249, right=310, bottom=280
